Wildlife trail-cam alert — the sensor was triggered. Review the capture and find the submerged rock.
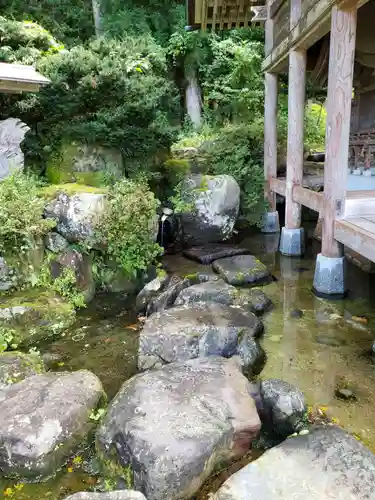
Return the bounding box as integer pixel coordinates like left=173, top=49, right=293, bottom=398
left=181, top=174, right=240, bottom=245
left=136, top=274, right=171, bottom=314
left=244, top=288, right=272, bottom=315
left=0, top=289, right=75, bottom=345
left=64, top=493, right=147, bottom=500
left=213, top=426, right=375, bottom=499
left=0, top=370, right=105, bottom=478
left=97, top=357, right=261, bottom=500
left=212, top=255, right=271, bottom=286
left=183, top=245, right=249, bottom=264
left=144, top=276, right=191, bottom=316
left=44, top=192, right=106, bottom=244
left=138, top=302, right=264, bottom=375
left=259, top=379, right=306, bottom=437
left=0, top=351, right=44, bottom=387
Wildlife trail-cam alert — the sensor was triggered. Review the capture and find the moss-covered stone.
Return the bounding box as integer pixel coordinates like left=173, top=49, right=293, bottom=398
left=45, top=142, right=123, bottom=187
left=41, top=183, right=107, bottom=201
left=0, top=288, right=76, bottom=345
left=0, top=351, right=45, bottom=387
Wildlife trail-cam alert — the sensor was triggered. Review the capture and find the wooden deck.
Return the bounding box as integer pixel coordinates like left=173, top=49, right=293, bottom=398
left=336, top=216, right=375, bottom=262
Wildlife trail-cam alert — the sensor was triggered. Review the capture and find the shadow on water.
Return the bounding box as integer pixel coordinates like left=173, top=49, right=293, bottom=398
left=3, top=229, right=375, bottom=498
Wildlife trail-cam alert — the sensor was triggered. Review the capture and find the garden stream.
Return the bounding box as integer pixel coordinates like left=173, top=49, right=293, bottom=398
left=2, top=230, right=375, bottom=499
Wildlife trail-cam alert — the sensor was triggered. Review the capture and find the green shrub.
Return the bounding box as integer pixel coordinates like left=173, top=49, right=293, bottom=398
left=0, top=173, right=55, bottom=259
left=94, top=179, right=162, bottom=277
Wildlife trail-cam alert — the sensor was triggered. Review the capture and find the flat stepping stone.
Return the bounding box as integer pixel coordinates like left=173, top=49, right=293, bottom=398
left=183, top=245, right=249, bottom=264
left=138, top=302, right=264, bottom=375
left=175, top=281, right=272, bottom=315
left=212, top=255, right=271, bottom=286
left=213, top=426, right=375, bottom=500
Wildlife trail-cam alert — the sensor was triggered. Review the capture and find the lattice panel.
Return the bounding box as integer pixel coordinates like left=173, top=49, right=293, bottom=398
left=194, top=0, right=265, bottom=30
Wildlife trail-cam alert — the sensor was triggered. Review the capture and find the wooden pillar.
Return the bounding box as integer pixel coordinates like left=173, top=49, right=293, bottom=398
left=321, top=4, right=357, bottom=258
left=264, top=72, right=278, bottom=211
left=284, top=49, right=307, bottom=229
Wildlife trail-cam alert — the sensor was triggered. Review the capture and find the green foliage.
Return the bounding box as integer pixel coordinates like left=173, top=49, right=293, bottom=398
left=0, top=173, right=55, bottom=259
left=0, top=327, right=19, bottom=353
left=304, top=101, right=327, bottom=152
left=0, top=0, right=94, bottom=46
left=0, top=16, right=62, bottom=65
left=37, top=257, right=86, bottom=309
left=4, top=36, right=179, bottom=177
left=102, top=0, right=185, bottom=46
left=94, top=179, right=162, bottom=277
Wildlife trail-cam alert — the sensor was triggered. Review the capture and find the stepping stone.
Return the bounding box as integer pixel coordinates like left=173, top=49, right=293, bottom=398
left=97, top=357, right=261, bottom=500
left=175, top=281, right=272, bottom=315
left=183, top=245, right=249, bottom=264
left=212, top=255, right=271, bottom=286
left=138, top=302, right=264, bottom=375
left=213, top=426, right=375, bottom=500
left=0, top=370, right=104, bottom=478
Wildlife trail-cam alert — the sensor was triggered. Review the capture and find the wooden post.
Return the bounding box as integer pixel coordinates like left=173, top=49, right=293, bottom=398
left=264, top=72, right=278, bottom=211
left=284, top=49, right=307, bottom=229
left=321, top=4, right=357, bottom=258
left=264, top=0, right=278, bottom=212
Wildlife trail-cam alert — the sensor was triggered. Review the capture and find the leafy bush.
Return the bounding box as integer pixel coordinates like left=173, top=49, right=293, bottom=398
left=2, top=35, right=179, bottom=178
left=0, top=173, right=55, bottom=259
left=0, top=16, right=62, bottom=65
left=94, top=179, right=162, bottom=277
left=1, top=0, right=94, bottom=46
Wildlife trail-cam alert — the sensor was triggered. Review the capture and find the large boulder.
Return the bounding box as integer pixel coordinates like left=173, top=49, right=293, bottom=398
left=0, top=370, right=105, bottom=478
left=183, top=245, right=249, bottom=264
left=50, top=249, right=95, bottom=304
left=0, top=289, right=75, bottom=346
left=44, top=232, right=69, bottom=253
left=46, top=142, right=123, bottom=186
left=97, top=357, right=261, bottom=500
left=44, top=192, right=106, bottom=244
left=0, top=118, right=30, bottom=180
left=64, top=493, right=147, bottom=500
left=138, top=302, right=265, bottom=375
left=213, top=426, right=375, bottom=500
left=141, top=276, right=191, bottom=316
left=181, top=174, right=240, bottom=245
left=0, top=351, right=44, bottom=388
left=136, top=274, right=171, bottom=314
left=259, top=379, right=307, bottom=437
left=212, top=255, right=271, bottom=286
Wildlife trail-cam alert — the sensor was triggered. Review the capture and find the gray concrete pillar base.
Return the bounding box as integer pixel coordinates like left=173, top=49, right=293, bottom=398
left=261, top=211, right=280, bottom=234
left=279, top=227, right=305, bottom=256
left=313, top=253, right=347, bottom=299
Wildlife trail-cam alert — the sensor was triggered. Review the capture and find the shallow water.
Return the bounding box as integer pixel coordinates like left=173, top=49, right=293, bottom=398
left=2, top=231, right=375, bottom=498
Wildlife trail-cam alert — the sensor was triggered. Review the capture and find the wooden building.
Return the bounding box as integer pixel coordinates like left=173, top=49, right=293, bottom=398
left=188, top=0, right=375, bottom=298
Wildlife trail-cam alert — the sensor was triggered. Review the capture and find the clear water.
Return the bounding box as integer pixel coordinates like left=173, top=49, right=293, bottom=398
left=2, top=231, right=375, bottom=498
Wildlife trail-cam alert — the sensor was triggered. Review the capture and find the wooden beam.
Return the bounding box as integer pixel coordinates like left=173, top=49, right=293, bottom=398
left=212, top=0, right=219, bottom=30
left=293, top=186, right=323, bottom=212
left=270, top=177, right=286, bottom=196
left=285, top=48, right=306, bottom=229
left=321, top=4, right=357, bottom=258
left=335, top=220, right=375, bottom=263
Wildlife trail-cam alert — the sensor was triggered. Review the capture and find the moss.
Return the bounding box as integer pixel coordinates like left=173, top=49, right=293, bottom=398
left=0, top=351, right=45, bottom=386
left=41, top=183, right=107, bottom=201
left=95, top=444, right=134, bottom=488
left=0, top=288, right=76, bottom=345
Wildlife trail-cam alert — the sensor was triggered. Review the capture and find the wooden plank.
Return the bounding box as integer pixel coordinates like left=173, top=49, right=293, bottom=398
left=292, top=186, right=323, bottom=212
left=270, top=0, right=286, bottom=18
left=285, top=48, right=306, bottom=229
left=290, top=0, right=302, bottom=27
left=265, top=0, right=274, bottom=55
left=335, top=219, right=375, bottom=262
left=264, top=72, right=278, bottom=210
left=321, top=4, right=357, bottom=258
left=346, top=190, right=375, bottom=199
left=270, top=177, right=286, bottom=196
left=346, top=217, right=375, bottom=234
left=0, top=81, right=40, bottom=93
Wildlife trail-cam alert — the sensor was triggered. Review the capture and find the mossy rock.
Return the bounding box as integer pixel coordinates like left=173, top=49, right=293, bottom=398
left=0, top=351, right=45, bottom=387
left=41, top=183, right=107, bottom=201
left=0, top=289, right=76, bottom=346
left=45, top=142, right=123, bottom=187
